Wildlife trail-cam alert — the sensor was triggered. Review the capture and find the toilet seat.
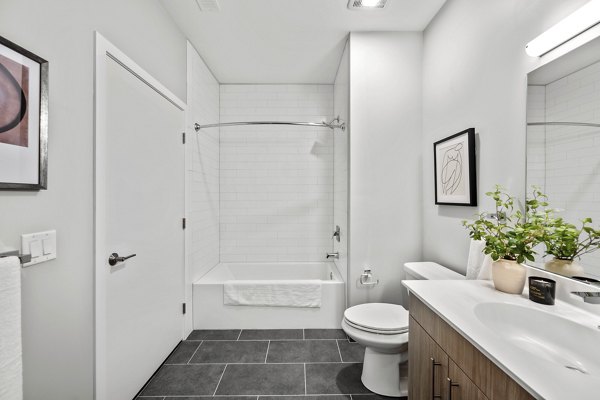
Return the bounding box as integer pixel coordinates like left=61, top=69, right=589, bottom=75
left=343, top=303, right=409, bottom=335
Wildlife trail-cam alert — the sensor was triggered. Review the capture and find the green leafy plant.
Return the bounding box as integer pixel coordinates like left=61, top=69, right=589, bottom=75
left=542, top=217, right=600, bottom=261
left=462, top=185, right=545, bottom=263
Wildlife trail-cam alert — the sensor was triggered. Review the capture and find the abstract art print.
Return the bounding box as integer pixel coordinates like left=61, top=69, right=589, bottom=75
left=433, top=128, right=477, bottom=206
left=0, top=36, right=48, bottom=190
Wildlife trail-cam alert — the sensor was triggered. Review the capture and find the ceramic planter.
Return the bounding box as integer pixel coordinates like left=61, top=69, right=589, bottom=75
left=492, top=259, right=527, bottom=294
left=544, top=258, right=584, bottom=277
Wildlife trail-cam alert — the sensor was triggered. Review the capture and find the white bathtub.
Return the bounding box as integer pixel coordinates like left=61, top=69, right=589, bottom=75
left=193, top=262, right=346, bottom=329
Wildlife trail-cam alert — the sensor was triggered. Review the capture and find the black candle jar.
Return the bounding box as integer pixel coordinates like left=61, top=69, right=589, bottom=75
left=528, top=277, right=556, bottom=305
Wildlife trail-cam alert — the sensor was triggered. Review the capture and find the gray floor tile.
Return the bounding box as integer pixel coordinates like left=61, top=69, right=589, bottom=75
left=240, top=329, right=303, bottom=340
left=337, top=340, right=365, bottom=363
left=187, top=329, right=241, bottom=340
left=139, top=364, right=225, bottom=396
left=165, top=397, right=256, bottom=400
left=190, top=340, right=268, bottom=364
left=353, top=395, right=406, bottom=400
left=216, top=363, right=305, bottom=395
left=304, top=329, right=347, bottom=340
left=260, top=397, right=351, bottom=400
left=267, top=340, right=341, bottom=363
left=305, top=363, right=371, bottom=395
left=164, top=341, right=201, bottom=364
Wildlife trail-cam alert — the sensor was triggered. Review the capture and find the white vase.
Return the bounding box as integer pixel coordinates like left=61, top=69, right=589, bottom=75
left=544, top=258, right=584, bottom=277
left=492, top=259, right=527, bottom=294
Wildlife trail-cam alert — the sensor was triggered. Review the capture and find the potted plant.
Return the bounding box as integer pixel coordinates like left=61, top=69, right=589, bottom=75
left=463, top=185, right=544, bottom=294
left=542, top=216, right=600, bottom=277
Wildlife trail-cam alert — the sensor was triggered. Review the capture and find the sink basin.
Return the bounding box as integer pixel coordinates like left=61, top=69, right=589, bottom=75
left=474, top=302, right=600, bottom=376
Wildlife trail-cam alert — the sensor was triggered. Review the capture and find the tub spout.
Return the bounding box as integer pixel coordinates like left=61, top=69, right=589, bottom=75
left=326, top=252, right=339, bottom=259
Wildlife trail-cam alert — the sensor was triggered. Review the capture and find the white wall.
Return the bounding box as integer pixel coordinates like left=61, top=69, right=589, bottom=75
left=333, top=40, right=350, bottom=285
left=348, top=32, right=423, bottom=307
left=0, top=0, right=186, bottom=398
left=219, top=85, right=334, bottom=262
left=186, top=44, right=220, bottom=333
left=421, top=0, right=590, bottom=273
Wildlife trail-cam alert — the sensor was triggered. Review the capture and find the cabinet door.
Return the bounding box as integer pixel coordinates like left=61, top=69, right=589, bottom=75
left=448, top=360, right=489, bottom=400
left=409, top=316, right=449, bottom=400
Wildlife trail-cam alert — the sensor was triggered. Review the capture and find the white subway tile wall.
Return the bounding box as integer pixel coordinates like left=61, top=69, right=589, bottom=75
left=219, top=85, right=335, bottom=262
left=528, top=60, right=600, bottom=268
left=526, top=85, right=546, bottom=191
left=187, top=47, right=220, bottom=280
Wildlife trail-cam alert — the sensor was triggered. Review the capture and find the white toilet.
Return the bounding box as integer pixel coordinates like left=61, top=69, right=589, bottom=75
left=341, top=262, right=464, bottom=397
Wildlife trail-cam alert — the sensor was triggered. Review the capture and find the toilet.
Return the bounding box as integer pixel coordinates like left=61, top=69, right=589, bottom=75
left=341, top=262, right=465, bottom=397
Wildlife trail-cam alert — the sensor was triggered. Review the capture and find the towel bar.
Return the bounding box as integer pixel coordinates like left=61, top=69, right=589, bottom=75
left=0, top=250, right=31, bottom=266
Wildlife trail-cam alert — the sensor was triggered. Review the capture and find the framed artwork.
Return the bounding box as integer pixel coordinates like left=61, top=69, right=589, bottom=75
left=0, top=35, right=48, bottom=190
left=434, top=128, right=477, bottom=206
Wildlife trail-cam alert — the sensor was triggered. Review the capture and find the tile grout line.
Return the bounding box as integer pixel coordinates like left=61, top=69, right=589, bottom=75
left=303, top=363, right=307, bottom=395
left=264, top=340, right=271, bottom=363
left=335, top=339, right=344, bottom=362
left=213, top=364, right=228, bottom=396
left=302, top=329, right=305, bottom=340
left=237, top=330, right=243, bottom=340
left=187, top=340, right=204, bottom=364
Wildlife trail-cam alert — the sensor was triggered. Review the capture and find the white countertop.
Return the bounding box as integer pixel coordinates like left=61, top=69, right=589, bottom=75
left=403, top=280, right=600, bottom=400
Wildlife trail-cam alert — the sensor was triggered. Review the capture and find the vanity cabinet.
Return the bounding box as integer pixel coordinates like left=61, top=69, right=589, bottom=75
left=408, top=294, right=534, bottom=400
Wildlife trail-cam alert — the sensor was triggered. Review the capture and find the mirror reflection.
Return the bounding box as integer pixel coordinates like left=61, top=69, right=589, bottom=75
left=526, top=36, right=600, bottom=280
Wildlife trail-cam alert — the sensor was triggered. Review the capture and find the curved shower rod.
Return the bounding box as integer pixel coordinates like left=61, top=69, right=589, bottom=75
left=194, top=116, right=346, bottom=132
left=527, top=122, right=600, bottom=128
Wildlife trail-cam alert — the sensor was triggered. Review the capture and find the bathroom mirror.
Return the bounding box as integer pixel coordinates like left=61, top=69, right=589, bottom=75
left=526, top=34, right=600, bottom=281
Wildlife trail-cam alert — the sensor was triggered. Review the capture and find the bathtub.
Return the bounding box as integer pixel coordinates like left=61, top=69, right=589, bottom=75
left=193, top=262, right=346, bottom=329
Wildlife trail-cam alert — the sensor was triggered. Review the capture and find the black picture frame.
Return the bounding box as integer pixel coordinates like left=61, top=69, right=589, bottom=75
left=433, top=128, right=477, bottom=206
left=0, top=35, right=48, bottom=190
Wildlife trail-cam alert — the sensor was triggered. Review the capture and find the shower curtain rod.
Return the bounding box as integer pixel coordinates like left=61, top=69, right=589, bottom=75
left=527, top=122, right=600, bottom=128
left=194, top=117, right=346, bottom=132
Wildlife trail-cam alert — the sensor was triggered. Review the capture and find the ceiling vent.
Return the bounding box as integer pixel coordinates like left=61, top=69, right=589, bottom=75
left=347, top=0, right=388, bottom=10
left=195, top=0, right=220, bottom=12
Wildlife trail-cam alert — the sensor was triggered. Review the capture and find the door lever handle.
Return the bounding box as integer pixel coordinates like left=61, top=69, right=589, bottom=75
left=108, top=252, right=136, bottom=266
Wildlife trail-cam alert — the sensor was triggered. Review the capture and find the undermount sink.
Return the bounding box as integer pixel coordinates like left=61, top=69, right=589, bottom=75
left=474, top=302, right=600, bottom=376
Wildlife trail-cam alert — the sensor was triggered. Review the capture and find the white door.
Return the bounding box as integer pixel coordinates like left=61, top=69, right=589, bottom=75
left=94, top=33, right=186, bottom=400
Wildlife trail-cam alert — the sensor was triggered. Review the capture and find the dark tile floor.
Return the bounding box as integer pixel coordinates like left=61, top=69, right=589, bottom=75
left=136, top=329, right=406, bottom=400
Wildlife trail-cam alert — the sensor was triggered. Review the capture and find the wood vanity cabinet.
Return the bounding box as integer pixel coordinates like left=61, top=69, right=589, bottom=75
left=408, top=294, right=535, bottom=400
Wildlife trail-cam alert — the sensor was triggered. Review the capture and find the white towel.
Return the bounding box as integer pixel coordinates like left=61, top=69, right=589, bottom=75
left=0, top=256, right=23, bottom=400
left=466, top=239, right=492, bottom=280
left=224, top=280, right=322, bottom=308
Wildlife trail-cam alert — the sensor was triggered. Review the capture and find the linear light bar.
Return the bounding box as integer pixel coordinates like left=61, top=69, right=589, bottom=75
left=526, top=0, right=600, bottom=57
left=347, top=0, right=388, bottom=10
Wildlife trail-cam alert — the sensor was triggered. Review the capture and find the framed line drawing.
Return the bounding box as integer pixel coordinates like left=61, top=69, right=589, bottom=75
left=434, top=128, right=477, bottom=206
left=0, top=35, right=48, bottom=190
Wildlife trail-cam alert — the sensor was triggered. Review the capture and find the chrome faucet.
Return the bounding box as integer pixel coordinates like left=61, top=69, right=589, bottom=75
left=571, top=291, right=600, bottom=304
left=326, top=252, right=339, bottom=259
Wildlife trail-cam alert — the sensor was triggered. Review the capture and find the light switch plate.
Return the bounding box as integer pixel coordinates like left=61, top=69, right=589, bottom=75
left=21, top=230, right=56, bottom=267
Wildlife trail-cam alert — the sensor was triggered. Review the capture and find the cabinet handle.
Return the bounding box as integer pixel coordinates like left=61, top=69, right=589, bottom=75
left=447, top=378, right=459, bottom=400
left=431, top=357, right=442, bottom=399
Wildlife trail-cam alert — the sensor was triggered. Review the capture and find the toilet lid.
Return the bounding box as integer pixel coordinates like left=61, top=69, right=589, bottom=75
left=344, top=303, right=409, bottom=333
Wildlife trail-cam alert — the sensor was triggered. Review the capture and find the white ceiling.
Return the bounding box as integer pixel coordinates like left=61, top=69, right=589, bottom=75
left=161, top=0, right=446, bottom=84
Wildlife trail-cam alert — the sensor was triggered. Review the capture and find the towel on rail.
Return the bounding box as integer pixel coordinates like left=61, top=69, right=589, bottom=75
left=0, top=256, right=23, bottom=400
left=224, top=280, right=322, bottom=308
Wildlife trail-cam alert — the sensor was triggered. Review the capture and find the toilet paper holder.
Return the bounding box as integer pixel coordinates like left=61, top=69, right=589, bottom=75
left=360, top=267, right=379, bottom=286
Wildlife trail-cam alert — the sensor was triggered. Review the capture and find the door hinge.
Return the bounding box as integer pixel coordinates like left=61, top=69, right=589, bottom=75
left=182, top=218, right=186, bottom=229
left=182, top=303, right=186, bottom=314
left=182, top=132, right=186, bottom=144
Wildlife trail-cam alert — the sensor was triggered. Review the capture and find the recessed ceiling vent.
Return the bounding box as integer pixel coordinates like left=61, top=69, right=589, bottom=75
left=195, top=0, right=220, bottom=12
left=347, top=0, right=388, bottom=10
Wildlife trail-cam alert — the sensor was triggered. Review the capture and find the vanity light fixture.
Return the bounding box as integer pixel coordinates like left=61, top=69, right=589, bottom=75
left=526, top=0, right=600, bottom=57
left=347, top=0, right=388, bottom=10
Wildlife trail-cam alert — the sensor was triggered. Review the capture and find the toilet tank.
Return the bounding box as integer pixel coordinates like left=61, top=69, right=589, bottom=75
left=403, top=262, right=465, bottom=280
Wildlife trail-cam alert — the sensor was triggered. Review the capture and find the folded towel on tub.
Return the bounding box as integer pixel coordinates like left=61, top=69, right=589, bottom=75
left=224, top=280, right=322, bottom=308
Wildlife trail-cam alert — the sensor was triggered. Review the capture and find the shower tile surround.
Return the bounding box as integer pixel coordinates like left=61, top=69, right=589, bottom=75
left=219, top=85, right=335, bottom=263
left=136, top=329, right=405, bottom=399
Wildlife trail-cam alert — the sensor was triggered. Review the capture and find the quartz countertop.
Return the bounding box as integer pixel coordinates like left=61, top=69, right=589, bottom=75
left=403, top=280, right=600, bottom=400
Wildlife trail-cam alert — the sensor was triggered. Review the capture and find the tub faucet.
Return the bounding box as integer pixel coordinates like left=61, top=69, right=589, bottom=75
left=571, top=291, right=600, bottom=304
left=326, top=252, right=339, bottom=259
